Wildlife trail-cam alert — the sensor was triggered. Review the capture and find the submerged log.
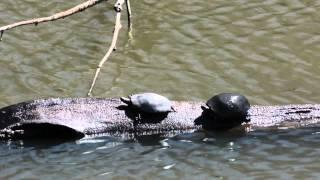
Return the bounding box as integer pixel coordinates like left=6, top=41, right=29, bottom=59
left=0, top=97, right=320, bottom=140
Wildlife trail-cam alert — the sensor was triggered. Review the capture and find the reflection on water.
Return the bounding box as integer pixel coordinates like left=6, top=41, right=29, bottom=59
left=1, top=0, right=320, bottom=179
left=1, top=129, right=320, bottom=179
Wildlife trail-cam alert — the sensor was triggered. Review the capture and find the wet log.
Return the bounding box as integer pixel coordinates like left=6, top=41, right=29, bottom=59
left=0, top=97, right=320, bottom=140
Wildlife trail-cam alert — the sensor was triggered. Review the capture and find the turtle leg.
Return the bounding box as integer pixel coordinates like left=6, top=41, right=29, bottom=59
left=201, top=105, right=209, bottom=111
left=120, top=97, right=131, bottom=105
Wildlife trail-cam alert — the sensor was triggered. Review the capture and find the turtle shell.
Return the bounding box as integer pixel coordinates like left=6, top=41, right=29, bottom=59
left=130, top=93, right=173, bottom=113
left=206, top=93, right=250, bottom=120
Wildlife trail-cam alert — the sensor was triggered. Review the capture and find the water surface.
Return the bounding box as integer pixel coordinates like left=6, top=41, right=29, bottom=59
left=0, top=0, right=320, bottom=179
left=1, top=129, right=320, bottom=179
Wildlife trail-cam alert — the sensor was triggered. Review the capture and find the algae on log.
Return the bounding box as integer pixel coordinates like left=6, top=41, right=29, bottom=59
left=0, top=98, right=320, bottom=140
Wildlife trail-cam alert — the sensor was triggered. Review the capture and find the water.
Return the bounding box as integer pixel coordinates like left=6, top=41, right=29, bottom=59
left=0, top=0, right=320, bottom=179
left=1, top=129, right=320, bottom=179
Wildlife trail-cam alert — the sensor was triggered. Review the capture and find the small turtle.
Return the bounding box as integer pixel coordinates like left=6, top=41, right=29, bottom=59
left=201, top=93, right=250, bottom=130
left=120, top=93, right=175, bottom=113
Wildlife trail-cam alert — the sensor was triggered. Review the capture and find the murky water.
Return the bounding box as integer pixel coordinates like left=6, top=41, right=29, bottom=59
left=1, top=129, right=320, bottom=179
left=1, top=0, right=320, bottom=179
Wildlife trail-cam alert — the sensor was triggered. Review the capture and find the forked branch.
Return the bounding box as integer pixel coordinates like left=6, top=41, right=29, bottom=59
left=0, top=0, right=133, bottom=96
left=0, top=0, right=106, bottom=41
left=87, top=0, right=125, bottom=96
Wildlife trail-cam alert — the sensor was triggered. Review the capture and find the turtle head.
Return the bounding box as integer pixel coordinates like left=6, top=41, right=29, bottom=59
left=199, top=93, right=250, bottom=131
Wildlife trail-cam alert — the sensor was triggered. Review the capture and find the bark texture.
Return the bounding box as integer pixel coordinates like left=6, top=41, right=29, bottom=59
left=0, top=98, right=320, bottom=139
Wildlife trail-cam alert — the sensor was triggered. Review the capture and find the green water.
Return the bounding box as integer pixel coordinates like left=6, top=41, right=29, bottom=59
left=1, top=0, right=320, bottom=179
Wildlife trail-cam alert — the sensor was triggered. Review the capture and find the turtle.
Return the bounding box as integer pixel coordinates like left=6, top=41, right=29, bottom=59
left=120, top=92, right=175, bottom=113
left=200, top=93, right=250, bottom=130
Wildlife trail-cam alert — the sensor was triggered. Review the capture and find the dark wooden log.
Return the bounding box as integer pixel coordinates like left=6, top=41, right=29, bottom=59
left=0, top=97, right=320, bottom=140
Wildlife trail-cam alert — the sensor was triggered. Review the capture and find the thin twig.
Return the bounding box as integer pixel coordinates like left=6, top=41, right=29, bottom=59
left=0, top=0, right=105, bottom=40
left=125, top=0, right=133, bottom=40
left=0, top=31, right=3, bottom=41
left=125, top=0, right=132, bottom=32
left=87, top=0, right=124, bottom=96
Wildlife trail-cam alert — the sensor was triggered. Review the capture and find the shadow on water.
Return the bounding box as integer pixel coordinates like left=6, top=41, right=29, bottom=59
left=0, top=128, right=246, bottom=149
left=2, top=126, right=320, bottom=148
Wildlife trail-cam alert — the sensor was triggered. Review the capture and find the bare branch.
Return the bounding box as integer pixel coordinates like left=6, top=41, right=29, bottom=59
left=0, top=0, right=105, bottom=38
left=125, top=0, right=133, bottom=40
left=125, top=0, right=132, bottom=32
left=0, top=31, right=3, bottom=41
left=87, top=0, right=124, bottom=96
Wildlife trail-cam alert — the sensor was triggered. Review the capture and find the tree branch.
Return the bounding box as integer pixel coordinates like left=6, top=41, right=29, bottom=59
left=0, top=0, right=106, bottom=41
left=125, top=0, right=133, bottom=40
left=87, top=0, right=124, bottom=96
left=125, top=0, right=132, bottom=32
left=0, top=0, right=132, bottom=96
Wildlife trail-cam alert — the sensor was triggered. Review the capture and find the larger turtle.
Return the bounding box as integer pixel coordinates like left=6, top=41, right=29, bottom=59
left=200, top=93, right=250, bottom=130
left=120, top=92, right=174, bottom=114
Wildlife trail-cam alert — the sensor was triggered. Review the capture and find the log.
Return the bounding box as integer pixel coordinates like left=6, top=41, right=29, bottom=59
left=0, top=97, right=320, bottom=140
